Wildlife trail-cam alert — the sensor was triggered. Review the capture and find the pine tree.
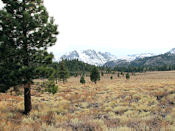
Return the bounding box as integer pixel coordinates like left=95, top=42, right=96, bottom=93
left=45, top=80, right=58, bottom=94
left=0, top=0, right=58, bottom=114
left=101, top=72, right=104, bottom=76
left=90, top=67, right=100, bottom=84
left=50, top=62, right=60, bottom=84
left=117, top=73, right=120, bottom=78
left=58, top=61, right=69, bottom=83
left=126, top=73, right=130, bottom=80
left=80, top=75, right=86, bottom=84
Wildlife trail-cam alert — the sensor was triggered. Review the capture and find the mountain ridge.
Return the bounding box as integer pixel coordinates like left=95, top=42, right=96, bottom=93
left=105, top=48, right=175, bottom=68
left=59, top=49, right=158, bottom=66
left=59, top=49, right=117, bottom=66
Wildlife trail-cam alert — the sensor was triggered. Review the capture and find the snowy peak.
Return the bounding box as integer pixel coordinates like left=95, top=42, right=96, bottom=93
left=61, top=50, right=79, bottom=60
left=82, top=50, right=98, bottom=59
left=59, top=49, right=175, bottom=66
left=60, top=50, right=117, bottom=66
left=167, top=48, right=175, bottom=54
left=60, top=50, right=156, bottom=66
left=121, top=53, right=155, bottom=62
left=98, top=52, right=117, bottom=61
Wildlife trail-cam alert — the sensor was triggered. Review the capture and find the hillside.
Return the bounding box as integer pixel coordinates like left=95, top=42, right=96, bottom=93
left=105, top=48, right=175, bottom=68
left=130, top=51, right=175, bottom=67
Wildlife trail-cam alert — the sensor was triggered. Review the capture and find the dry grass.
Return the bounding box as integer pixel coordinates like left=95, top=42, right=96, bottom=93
left=1, top=71, right=175, bottom=131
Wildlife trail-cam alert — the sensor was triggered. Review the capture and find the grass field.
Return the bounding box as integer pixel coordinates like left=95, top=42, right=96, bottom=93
left=1, top=71, right=175, bottom=131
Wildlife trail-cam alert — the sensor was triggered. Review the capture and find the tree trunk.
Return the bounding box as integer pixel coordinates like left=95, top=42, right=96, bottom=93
left=24, top=83, right=32, bottom=115
left=55, top=77, right=58, bottom=84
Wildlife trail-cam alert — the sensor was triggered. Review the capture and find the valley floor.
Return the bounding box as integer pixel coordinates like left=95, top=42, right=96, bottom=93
left=1, top=71, right=175, bottom=131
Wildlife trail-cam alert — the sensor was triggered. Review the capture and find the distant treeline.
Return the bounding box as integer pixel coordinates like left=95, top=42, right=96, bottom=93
left=113, top=65, right=175, bottom=72
left=36, top=59, right=175, bottom=79
left=33, top=59, right=101, bottom=79
left=62, top=59, right=96, bottom=76
left=51, top=59, right=106, bottom=76
left=51, top=60, right=175, bottom=76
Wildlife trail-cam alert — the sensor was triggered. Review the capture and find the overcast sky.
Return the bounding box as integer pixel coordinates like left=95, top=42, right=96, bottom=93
left=1, top=0, right=175, bottom=57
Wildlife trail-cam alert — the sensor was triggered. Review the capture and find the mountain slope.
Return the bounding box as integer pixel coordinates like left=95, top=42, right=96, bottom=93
left=104, top=59, right=130, bottom=68
left=104, top=48, right=175, bottom=68
left=60, top=50, right=155, bottom=66
left=104, top=53, right=155, bottom=68
left=60, top=48, right=175, bottom=68
left=167, top=48, right=175, bottom=55
left=121, top=53, right=155, bottom=62
left=130, top=52, right=175, bottom=67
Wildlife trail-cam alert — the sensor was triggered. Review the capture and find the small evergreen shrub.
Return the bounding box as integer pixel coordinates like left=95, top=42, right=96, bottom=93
left=80, top=75, right=86, bottom=84
left=44, top=80, right=58, bottom=94
left=101, top=72, right=104, bottom=76
left=117, top=73, right=120, bottom=78
left=90, top=67, right=100, bottom=84
left=126, top=73, right=130, bottom=80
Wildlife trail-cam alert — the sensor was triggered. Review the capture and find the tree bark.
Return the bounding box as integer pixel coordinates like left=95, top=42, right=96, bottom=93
left=24, top=83, right=32, bottom=115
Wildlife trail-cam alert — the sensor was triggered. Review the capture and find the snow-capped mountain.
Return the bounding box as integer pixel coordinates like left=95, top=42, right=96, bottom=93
left=60, top=50, right=117, bottom=66
left=104, top=53, right=155, bottom=68
left=121, top=53, right=155, bottom=62
left=104, top=48, right=175, bottom=68
left=60, top=49, right=175, bottom=67
left=167, top=48, right=175, bottom=55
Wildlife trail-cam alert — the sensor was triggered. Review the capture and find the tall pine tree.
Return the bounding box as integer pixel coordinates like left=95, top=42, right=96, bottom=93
left=80, top=75, right=86, bottom=84
left=90, top=67, right=100, bottom=84
left=0, top=0, right=58, bottom=114
left=58, top=60, right=69, bottom=83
